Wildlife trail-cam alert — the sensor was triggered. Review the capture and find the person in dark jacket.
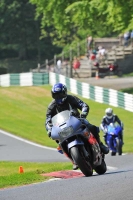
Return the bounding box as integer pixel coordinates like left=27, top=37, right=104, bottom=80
left=100, top=108, right=124, bottom=144
left=45, top=83, right=109, bottom=170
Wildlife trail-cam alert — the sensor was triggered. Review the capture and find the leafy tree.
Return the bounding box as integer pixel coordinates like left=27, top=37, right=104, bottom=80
left=0, top=0, right=61, bottom=63
left=1, top=0, right=133, bottom=72
left=30, top=0, right=133, bottom=47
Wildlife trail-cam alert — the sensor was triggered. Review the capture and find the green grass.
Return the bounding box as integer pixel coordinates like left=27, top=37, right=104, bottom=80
left=1, top=85, right=133, bottom=151
left=0, top=85, right=133, bottom=188
left=122, top=72, right=133, bottom=77
left=0, top=162, right=71, bottom=189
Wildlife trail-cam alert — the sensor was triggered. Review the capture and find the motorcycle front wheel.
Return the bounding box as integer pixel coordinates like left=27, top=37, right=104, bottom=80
left=94, top=160, right=107, bottom=175
left=70, top=146, right=93, bottom=177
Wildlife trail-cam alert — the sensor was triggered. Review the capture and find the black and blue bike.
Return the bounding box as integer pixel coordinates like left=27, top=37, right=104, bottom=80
left=104, top=123, right=123, bottom=156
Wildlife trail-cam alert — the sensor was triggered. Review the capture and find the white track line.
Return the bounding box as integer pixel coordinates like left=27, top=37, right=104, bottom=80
left=0, top=129, right=56, bottom=151
left=0, top=129, right=127, bottom=156
left=107, top=166, right=117, bottom=170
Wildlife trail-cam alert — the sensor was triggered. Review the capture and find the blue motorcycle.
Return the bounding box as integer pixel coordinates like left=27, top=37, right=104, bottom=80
left=104, top=123, right=123, bottom=156
left=51, top=110, right=107, bottom=177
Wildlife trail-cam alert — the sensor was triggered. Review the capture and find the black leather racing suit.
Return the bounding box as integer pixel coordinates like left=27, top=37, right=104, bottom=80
left=45, top=95, right=100, bottom=142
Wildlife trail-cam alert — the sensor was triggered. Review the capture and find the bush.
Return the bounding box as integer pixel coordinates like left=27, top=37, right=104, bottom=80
left=0, top=67, right=7, bottom=75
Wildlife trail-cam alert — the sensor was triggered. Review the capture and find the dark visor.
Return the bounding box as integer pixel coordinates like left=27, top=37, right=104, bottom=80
left=107, top=113, right=112, bottom=116
left=52, top=92, right=66, bottom=100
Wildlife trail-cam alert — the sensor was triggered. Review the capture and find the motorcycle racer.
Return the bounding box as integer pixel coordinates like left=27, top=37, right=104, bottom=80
left=45, top=83, right=109, bottom=170
left=100, top=108, right=124, bottom=144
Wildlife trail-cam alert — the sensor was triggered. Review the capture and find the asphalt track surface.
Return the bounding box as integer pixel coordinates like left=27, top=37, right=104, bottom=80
left=0, top=129, right=133, bottom=200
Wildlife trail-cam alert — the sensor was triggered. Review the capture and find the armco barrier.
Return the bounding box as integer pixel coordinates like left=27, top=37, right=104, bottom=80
left=0, top=72, right=133, bottom=112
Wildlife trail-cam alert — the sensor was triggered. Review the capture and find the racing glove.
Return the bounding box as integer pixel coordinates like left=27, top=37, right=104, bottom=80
left=47, top=130, right=51, bottom=138
left=80, top=112, right=87, bottom=118
left=70, top=109, right=77, bottom=117
left=81, top=106, right=88, bottom=118
left=103, top=127, right=107, bottom=134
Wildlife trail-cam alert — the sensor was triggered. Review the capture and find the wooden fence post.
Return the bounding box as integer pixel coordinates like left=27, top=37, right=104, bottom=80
left=62, top=51, right=64, bottom=63
left=45, top=59, right=49, bottom=71
left=77, top=43, right=80, bottom=58
left=69, top=48, right=73, bottom=78
left=54, top=55, right=56, bottom=66
left=37, top=63, right=40, bottom=72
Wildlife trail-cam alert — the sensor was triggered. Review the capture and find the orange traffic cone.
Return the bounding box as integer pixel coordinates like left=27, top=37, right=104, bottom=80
left=19, top=166, right=24, bottom=173
left=95, top=70, right=99, bottom=79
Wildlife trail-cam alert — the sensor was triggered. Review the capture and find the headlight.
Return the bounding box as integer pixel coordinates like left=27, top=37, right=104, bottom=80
left=59, top=126, right=74, bottom=138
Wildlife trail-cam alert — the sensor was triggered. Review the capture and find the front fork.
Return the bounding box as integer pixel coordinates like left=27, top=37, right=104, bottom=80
left=62, top=138, right=89, bottom=164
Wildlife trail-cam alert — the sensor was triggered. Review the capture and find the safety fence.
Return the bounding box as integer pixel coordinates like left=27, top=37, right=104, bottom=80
left=0, top=72, right=49, bottom=86
left=0, top=72, right=133, bottom=112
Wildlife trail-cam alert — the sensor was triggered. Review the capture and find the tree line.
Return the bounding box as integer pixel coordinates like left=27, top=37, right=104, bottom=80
left=0, top=0, right=61, bottom=72
left=0, top=0, right=133, bottom=72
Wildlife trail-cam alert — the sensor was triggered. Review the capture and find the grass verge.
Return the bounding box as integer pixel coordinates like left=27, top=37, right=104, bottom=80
left=0, top=85, right=133, bottom=152
left=0, top=162, right=72, bottom=189
left=120, top=88, right=133, bottom=94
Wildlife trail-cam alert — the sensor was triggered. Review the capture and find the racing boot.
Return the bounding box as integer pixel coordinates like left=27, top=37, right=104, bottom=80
left=89, top=125, right=109, bottom=154
left=73, top=164, right=79, bottom=170
left=99, top=142, right=109, bottom=154
left=57, top=146, right=63, bottom=154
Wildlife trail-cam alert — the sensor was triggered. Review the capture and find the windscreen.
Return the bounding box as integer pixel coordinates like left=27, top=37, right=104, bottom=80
left=52, top=110, right=70, bottom=126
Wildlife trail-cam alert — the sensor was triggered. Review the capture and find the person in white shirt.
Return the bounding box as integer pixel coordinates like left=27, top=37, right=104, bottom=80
left=56, top=59, right=62, bottom=74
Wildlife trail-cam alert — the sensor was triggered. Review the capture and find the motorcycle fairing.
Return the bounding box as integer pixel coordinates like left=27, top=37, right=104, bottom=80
left=107, top=125, right=122, bottom=136
left=51, top=115, right=83, bottom=141
left=106, top=124, right=122, bottom=152
left=67, top=138, right=84, bottom=149
left=106, top=135, right=117, bottom=151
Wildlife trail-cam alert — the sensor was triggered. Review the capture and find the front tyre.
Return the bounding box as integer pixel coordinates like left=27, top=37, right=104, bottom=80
left=116, top=138, right=122, bottom=155
left=111, top=151, right=116, bottom=156
left=94, top=160, right=107, bottom=175
left=70, top=146, right=93, bottom=177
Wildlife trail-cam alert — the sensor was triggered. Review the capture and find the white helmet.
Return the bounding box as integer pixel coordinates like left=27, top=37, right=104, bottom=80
left=105, top=108, right=113, bottom=119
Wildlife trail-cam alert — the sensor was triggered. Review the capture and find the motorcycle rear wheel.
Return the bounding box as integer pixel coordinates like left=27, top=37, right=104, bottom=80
left=111, top=151, right=116, bottom=156
left=70, top=146, right=93, bottom=177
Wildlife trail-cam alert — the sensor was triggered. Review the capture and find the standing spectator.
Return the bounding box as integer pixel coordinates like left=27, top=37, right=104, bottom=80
left=130, top=30, right=133, bottom=45
left=87, top=35, right=93, bottom=50
left=98, top=46, right=106, bottom=61
left=73, top=57, right=80, bottom=69
left=56, top=59, right=62, bottom=74
left=89, top=50, right=97, bottom=61
left=89, top=49, right=98, bottom=69
left=123, top=31, right=130, bottom=46
left=72, top=57, right=80, bottom=78
left=96, top=46, right=106, bottom=62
